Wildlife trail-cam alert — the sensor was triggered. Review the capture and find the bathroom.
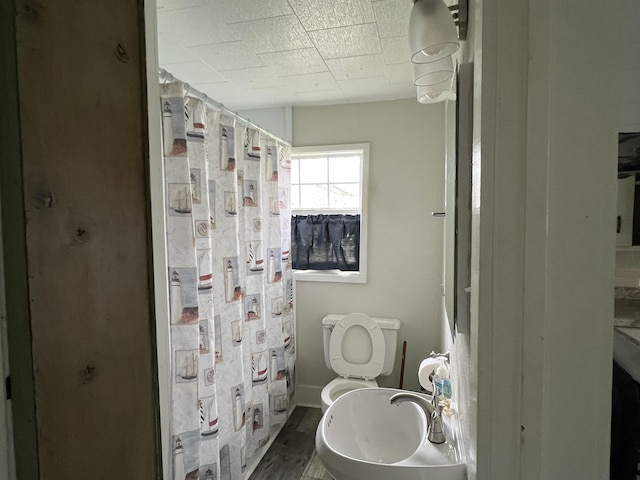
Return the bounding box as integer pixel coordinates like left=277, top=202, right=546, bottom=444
left=0, top=1, right=634, bottom=480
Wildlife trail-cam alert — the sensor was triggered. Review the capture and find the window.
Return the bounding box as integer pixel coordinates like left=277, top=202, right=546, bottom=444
left=290, top=143, right=368, bottom=283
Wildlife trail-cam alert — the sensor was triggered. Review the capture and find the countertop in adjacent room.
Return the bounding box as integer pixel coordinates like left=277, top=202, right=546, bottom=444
left=614, top=328, right=640, bottom=383
left=614, top=299, right=640, bottom=328
left=614, top=298, right=640, bottom=382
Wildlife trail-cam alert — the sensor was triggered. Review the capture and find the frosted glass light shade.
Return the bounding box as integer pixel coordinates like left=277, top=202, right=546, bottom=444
left=409, top=0, right=460, bottom=64
left=413, top=55, right=454, bottom=86
left=417, top=77, right=455, bottom=104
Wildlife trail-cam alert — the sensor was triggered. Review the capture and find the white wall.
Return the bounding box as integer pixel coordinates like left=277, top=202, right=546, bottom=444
left=441, top=0, right=478, bottom=474
left=444, top=0, right=618, bottom=479
left=292, top=99, right=446, bottom=404
left=522, top=1, right=617, bottom=477
left=236, top=107, right=293, bottom=145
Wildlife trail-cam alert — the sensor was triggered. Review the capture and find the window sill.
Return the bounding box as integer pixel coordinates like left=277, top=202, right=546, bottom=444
left=293, top=269, right=366, bottom=284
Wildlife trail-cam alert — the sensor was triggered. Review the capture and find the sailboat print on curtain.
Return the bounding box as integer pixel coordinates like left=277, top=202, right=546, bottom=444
left=161, top=78, right=294, bottom=480
left=169, top=184, right=192, bottom=216
left=197, top=250, right=213, bottom=291
left=200, top=395, right=219, bottom=437
left=251, top=350, right=268, bottom=385
left=245, top=240, right=264, bottom=276
left=245, top=128, right=261, bottom=161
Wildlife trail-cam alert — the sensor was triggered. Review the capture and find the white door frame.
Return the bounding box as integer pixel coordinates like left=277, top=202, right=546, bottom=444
left=0, top=192, right=16, bottom=480
left=144, top=1, right=172, bottom=478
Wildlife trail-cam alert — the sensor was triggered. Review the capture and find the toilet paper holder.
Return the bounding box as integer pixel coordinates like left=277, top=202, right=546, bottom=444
left=429, top=351, right=450, bottom=362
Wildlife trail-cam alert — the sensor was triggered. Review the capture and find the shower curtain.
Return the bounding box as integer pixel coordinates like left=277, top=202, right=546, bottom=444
left=161, top=81, right=295, bottom=480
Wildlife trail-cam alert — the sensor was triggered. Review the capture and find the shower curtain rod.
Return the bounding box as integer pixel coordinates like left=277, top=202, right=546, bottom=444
left=159, top=68, right=291, bottom=146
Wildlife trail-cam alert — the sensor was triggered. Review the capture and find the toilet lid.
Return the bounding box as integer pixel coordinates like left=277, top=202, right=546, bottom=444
left=329, top=313, right=385, bottom=379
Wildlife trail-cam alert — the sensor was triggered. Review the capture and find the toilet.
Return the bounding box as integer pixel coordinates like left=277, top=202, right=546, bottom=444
left=320, top=313, right=401, bottom=412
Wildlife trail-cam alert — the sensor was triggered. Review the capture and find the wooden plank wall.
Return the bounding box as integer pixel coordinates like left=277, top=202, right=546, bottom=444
left=13, top=0, right=159, bottom=477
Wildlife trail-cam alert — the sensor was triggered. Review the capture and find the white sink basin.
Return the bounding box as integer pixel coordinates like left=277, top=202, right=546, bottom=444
left=614, top=327, right=640, bottom=382
left=316, top=387, right=466, bottom=480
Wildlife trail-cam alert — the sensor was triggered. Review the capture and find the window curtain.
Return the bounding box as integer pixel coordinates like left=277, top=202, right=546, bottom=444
left=291, top=214, right=360, bottom=271
left=161, top=80, right=294, bottom=480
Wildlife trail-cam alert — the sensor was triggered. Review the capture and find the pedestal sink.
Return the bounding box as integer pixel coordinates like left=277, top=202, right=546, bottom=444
left=315, top=387, right=466, bottom=480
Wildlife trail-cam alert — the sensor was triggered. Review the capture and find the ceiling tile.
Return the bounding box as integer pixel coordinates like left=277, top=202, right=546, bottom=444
left=294, top=89, right=348, bottom=106
left=372, top=0, right=412, bottom=38
left=326, top=54, right=387, bottom=80
left=337, top=75, right=414, bottom=103
left=156, top=0, right=419, bottom=107
left=309, top=23, right=382, bottom=59
left=161, top=60, right=227, bottom=84
left=187, top=82, right=290, bottom=109
left=282, top=72, right=340, bottom=93
left=157, top=34, right=201, bottom=64
left=236, top=15, right=313, bottom=54
left=157, top=7, right=241, bottom=45
left=337, top=75, right=389, bottom=97
left=346, top=85, right=415, bottom=103
left=381, top=36, right=409, bottom=64
left=384, top=83, right=416, bottom=100
left=222, top=86, right=295, bottom=109
left=210, top=0, right=293, bottom=23
left=157, top=0, right=204, bottom=12
left=191, top=82, right=240, bottom=99
left=221, top=67, right=285, bottom=89
left=188, top=41, right=266, bottom=71
left=386, top=62, right=413, bottom=85
left=288, top=0, right=375, bottom=31
left=259, top=48, right=328, bottom=76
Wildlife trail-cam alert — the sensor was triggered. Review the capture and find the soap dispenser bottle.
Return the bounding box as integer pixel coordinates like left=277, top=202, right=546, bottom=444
left=442, top=370, right=452, bottom=400
left=432, top=359, right=448, bottom=400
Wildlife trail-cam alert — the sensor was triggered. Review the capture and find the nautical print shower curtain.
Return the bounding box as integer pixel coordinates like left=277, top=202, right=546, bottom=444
left=161, top=81, right=295, bottom=480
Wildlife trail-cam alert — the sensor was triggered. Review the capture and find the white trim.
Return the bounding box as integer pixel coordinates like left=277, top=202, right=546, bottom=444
left=293, top=269, right=366, bottom=284
left=291, top=143, right=369, bottom=284
left=0, top=191, right=16, bottom=480
left=144, top=2, right=171, bottom=479
left=291, top=143, right=369, bottom=156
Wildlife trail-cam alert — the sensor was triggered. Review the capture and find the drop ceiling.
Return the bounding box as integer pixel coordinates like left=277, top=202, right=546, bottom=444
left=157, top=0, right=416, bottom=110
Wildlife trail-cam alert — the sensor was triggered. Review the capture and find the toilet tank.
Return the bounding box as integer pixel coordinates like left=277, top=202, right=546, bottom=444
left=322, top=314, right=401, bottom=376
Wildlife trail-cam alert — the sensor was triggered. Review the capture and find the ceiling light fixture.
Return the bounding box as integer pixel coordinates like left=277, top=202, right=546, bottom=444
left=412, top=55, right=454, bottom=86
left=409, top=0, right=466, bottom=64
left=409, top=0, right=466, bottom=103
left=416, top=76, right=456, bottom=104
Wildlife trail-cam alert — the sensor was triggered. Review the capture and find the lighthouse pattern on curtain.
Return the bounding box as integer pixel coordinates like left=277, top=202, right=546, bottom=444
left=161, top=81, right=294, bottom=480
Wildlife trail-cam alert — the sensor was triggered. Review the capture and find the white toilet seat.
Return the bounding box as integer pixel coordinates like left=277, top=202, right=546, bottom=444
left=329, top=313, right=385, bottom=380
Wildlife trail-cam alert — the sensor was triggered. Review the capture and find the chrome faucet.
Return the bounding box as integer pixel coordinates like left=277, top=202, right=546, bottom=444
left=389, top=392, right=446, bottom=444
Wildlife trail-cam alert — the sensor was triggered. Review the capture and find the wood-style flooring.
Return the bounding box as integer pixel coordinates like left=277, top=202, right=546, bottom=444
left=249, top=406, right=332, bottom=480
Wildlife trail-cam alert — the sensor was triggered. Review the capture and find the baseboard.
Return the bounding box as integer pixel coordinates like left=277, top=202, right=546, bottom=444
left=295, top=384, right=322, bottom=409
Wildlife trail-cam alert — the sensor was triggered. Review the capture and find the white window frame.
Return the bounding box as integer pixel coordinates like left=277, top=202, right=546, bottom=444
left=290, top=143, right=369, bottom=284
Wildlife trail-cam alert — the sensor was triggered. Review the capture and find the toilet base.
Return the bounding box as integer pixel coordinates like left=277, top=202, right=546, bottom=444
left=320, top=377, right=378, bottom=413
